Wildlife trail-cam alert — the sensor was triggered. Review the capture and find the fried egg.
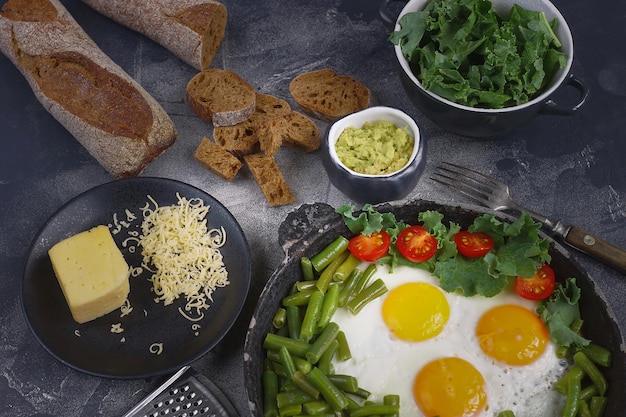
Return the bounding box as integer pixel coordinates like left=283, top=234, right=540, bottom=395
left=331, top=264, right=568, bottom=417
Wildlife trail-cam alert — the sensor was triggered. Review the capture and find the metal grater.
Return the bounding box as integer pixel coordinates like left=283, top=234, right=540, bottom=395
left=122, top=366, right=239, bottom=417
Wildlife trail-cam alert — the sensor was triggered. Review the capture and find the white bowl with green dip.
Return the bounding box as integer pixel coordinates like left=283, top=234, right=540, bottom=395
left=322, top=106, right=425, bottom=203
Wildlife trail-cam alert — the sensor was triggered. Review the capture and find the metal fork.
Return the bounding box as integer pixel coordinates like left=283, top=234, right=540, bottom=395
left=431, top=161, right=626, bottom=275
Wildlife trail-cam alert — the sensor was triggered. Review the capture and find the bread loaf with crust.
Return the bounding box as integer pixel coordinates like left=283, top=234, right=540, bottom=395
left=80, top=0, right=227, bottom=71
left=186, top=69, right=256, bottom=127
left=0, top=0, right=177, bottom=178
left=289, top=68, right=371, bottom=123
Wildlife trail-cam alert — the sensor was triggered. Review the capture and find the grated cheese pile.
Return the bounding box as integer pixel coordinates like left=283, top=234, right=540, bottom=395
left=138, top=194, right=229, bottom=319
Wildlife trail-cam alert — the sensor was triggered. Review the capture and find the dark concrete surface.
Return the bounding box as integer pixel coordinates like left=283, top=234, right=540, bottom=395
left=1, top=0, right=624, bottom=416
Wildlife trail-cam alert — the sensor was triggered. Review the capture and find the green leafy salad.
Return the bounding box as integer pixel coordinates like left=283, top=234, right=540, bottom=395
left=389, top=0, right=568, bottom=108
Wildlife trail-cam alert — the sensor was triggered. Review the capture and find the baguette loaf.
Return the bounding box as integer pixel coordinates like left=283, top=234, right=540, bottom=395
left=289, top=68, right=371, bottom=123
left=194, top=137, right=242, bottom=181
left=80, top=0, right=226, bottom=71
left=186, top=69, right=256, bottom=127
left=214, top=93, right=291, bottom=156
left=0, top=0, right=177, bottom=178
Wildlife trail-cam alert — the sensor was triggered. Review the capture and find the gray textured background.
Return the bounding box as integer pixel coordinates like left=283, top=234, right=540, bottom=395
left=1, top=0, right=624, bottom=416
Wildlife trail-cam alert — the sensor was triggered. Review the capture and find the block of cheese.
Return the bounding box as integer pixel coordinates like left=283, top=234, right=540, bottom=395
left=48, top=225, right=130, bottom=324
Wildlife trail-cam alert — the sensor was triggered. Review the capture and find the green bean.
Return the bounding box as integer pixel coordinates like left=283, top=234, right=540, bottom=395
left=263, top=370, right=279, bottom=417
left=292, top=370, right=320, bottom=400
left=273, top=308, right=287, bottom=328
left=283, top=289, right=315, bottom=307
left=286, top=305, right=302, bottom=340
left=279, top=345, right=297, bottom=379
left=350, top=404, right=400, bottom=416
left=554, top=365, right=585, bottom=395
left=578, top=399, right=592, bottom=417
left=303, top=400, right=331, bottom=415
left=384, top=395, right=400, bottom=417
left=311, top=236, right=349, bottom=272
left=353, top=263, right=378, bottom=296
left=275, top=324, right=289, bottom=337
left=347, top=278, right=388, bottom=315
left=560, top=375, right=581, bottom=417
left=573, top=351, right=608, bottom=396
left=276, top=390, right=316, bottom=408
left=336, top=330, right=352, bottom=361
left=295, top=280, right=318, bottom=292
left=327, top=374, right=358, bottom=393
left=580, top=384, right=598, bottom=402
left=305, top=367, right=349, bottom=412
left=316, top=251, right=349, bottom=293
left=301, top=256, right=315, bottom=281
left=352, top=387, right=371, bottom=400
left=267, top=350, right=312, bottom=374
left=277, top=403, right=302, bottom=416
left=578, top=343, right=612, bottom=368
left=589, top=396, right=607, bottom=417
left=346, top=395, right=361, bottom=412
left=337, top=268, right=363, bottom=307
left=570, top=318, right=584, bottom=333
left=317, top=284, right=340, bottom=330
left=299, top=290, right=324, bottom=343
left=306, top=322, right=340, bottom=364
left=264, top=333, right=310, bottom=358
left=333, top=253, right=361, bottom=282
left=496, top=411, right=515, bottom=417
left=317, top=339, right=338, bottom=376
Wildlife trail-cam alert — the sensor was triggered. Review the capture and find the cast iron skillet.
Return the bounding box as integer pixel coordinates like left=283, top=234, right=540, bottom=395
left=243, top=201, right=626, bottom=416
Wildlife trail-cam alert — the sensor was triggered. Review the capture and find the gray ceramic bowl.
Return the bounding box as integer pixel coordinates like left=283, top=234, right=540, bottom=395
left=380, top=0, right=589, bottom=138
left=321, top=106, right=425, bottom=204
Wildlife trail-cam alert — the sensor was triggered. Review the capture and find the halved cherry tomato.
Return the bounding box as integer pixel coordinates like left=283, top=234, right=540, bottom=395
left=396, top=225, right=438, bottom=262
left=514, top=264, right=556, bottom=300
left=454, top=230, right=495, bottom=258
left=348, top=230, right=391, bottom=262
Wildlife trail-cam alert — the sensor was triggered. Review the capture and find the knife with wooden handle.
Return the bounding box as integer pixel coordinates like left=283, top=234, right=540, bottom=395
left=561, top=225, right=626, bottom=275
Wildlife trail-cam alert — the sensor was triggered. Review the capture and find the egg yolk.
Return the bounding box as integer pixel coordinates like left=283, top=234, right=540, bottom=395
left=382, top=282, right=449, bottom=342
left=413, top=357, right=487, bottom=417
left=475, top=304, right=548, bottom=366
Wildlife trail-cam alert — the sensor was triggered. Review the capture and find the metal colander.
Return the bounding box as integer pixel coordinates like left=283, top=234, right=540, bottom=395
left=122, top=366, right=238, bottom=417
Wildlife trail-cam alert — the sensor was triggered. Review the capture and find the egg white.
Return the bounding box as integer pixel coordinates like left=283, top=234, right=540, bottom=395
left=331, top=264, right=569, bottom=417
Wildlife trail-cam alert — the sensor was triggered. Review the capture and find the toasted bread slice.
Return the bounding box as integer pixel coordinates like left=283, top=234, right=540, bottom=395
left=213, top=93, right=291, bottom=156
left=244, top=153, right=295, bottom=206
left=194, top=137, right=242, bottom=180
left=258, top=111, right=320, bottom=155
left=186, top=69, right=255, bottom=126
left=289, top=68, right=371, bottom=122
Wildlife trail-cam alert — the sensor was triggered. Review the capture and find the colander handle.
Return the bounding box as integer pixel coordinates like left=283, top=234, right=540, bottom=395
left=379, top=0, right=409, bottom=29
left=540, top=73, right=589, bottom=115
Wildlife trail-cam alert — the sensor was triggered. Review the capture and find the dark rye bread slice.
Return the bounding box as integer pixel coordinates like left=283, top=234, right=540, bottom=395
left=258, top=111, right=320, bottom=155
left=213, top=93, right=291, bottom=156
left=0, top=0, right=177, bottom=178
left=186, top=69, right=256, bottom=126
left=80, top=0, right=227, bottom=71
left=243, top=153, right=295, bottom=206
left=289, top=68, right=371, bottom=123
left=194, top=137, right=242, bottom=180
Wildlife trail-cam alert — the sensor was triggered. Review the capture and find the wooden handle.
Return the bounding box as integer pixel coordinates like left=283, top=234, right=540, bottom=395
left=564, top=226, right=626, bottom=275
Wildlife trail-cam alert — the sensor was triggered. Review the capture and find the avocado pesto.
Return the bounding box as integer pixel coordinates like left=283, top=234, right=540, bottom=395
left=335, top=120, right=414, bottom=175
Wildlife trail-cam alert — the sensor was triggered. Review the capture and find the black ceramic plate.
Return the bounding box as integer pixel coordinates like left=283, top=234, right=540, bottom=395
left=244, top=201, right=626, bottom=417
left=22, top=177, right=251, bottom=379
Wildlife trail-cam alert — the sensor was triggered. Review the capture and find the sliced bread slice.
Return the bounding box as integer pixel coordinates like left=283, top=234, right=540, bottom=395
left=258, top=111, right=320, bottom=155
left=194, top=137, right=243, bottom=180
left=186, top=68, right=255, bottom=126
left=289, top=68, right=371, bottom=123
left=244, top=153, right=295, bottom=206
left=213, top=93, right=291, bottom=156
